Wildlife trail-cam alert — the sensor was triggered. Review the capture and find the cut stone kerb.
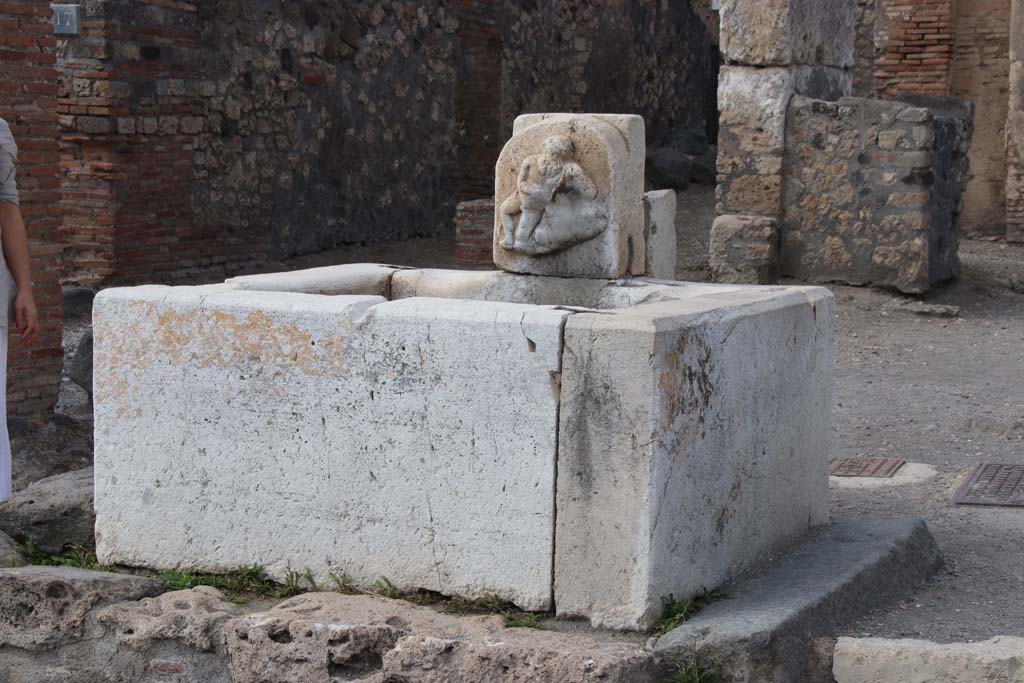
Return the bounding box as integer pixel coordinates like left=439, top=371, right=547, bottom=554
left=494, top=114, right=646, bottom=278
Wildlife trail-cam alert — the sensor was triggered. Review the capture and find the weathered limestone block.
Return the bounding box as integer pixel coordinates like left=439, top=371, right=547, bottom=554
left=709, top=214, right=780, bottom=284
left=223, top=592, right=659, bottom=683
left=0, top=566, right=161, bottom=652
left=94, top=286, right=571, bottom=610
left=720, top=0, right=855, bottom=69
left=555, top=285, right=834, bottom=629
left=0, top=467, right=95, bottom=554
left=1008, top=0, right=1024, bottom=242
left=716, top=66, right=794, bottom=217
left=720, top=0, right=856, bottom=69
left=642, top=190, right=678, bottom=279
left=833, top=636, right=1024, bottom=683
left=493, top=113, right=646, bottom=278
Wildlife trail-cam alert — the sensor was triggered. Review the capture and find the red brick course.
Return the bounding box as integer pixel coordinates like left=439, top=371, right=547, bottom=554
left=0, top=0, right=63, bottom=415
left=454, top=199, right=495, bottom=270
left=874, top=0, right=956, bottom=97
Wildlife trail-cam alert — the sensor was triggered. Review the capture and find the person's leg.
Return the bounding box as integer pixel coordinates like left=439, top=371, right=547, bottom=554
left=0, top=331, right=9, bottom=502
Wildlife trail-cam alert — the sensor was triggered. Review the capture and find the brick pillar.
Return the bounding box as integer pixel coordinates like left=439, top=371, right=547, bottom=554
left=1008, top=0, right=1024, bottom=241
left=454, top=199, right=496, bottom=269
left=0, top=1, right=64, bottom=415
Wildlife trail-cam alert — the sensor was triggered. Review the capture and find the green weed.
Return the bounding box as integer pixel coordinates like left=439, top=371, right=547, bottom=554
left=655, top=588, right=725, bottom=637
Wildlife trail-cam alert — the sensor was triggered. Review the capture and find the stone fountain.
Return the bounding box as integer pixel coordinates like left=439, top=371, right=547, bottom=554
left=93, top=114, right=834, bottom=630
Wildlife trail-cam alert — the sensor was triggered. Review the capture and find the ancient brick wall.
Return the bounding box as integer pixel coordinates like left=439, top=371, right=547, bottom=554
left=58, top=0, right=219, bottom=287
left=873, top=0, right=955, bottom=97
left=58, top=0, right=462, bottom=285
left=0, top=0, right=64, bottom=415
left=52, top=0, right=716, bottom=287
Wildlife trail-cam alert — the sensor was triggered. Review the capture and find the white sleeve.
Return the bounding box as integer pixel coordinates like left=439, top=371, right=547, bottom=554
left=0, top=121, right=18, bottom=206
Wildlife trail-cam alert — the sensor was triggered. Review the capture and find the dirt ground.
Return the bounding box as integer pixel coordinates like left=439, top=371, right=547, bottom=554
left=19, top=186, right=1024, bottom=644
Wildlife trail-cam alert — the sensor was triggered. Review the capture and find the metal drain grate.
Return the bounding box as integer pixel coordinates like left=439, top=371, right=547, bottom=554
left=829, top=457, right=906, bottom=478
left=953, top=464, right=1024, bottom=507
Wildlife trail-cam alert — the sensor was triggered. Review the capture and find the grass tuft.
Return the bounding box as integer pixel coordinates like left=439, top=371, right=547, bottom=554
left=655, top=588, right=725, bottom=637
left=667, top=647, right=721, bottom=683
left=158, top=563, right=284, bottom=601
left=501, top=609, right=544, bottom=629
left=17, top=540, right=113, bottom=572
left=373, top=576, right=399, bottom=598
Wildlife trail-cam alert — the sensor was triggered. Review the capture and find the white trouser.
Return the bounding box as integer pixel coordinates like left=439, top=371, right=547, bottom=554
left=0, top=332, right=9, bottom=502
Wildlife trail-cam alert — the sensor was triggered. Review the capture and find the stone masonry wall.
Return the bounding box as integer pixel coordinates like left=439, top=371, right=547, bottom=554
left=1008, top=0, right=1024, bottom=241
left=500, top=0, right=716, bottom=144
left=58, top=0, right=462, bottom=286
left=57, top=1, right=716, bottom=287
left=0, top=0, right=64, bottom=415
left=782, top=95, right=972, bottom=293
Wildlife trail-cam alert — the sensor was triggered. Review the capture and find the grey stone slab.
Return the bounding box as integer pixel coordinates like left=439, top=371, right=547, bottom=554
left=654, top=518, right=942, bottom=683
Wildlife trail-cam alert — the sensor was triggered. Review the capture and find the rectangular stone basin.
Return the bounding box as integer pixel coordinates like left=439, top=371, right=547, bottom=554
left=94, top=265, right=834, bottom=630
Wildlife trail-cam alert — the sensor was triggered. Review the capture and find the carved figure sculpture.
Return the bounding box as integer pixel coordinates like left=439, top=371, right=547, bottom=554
left=499, top=135, right=608, bottom=255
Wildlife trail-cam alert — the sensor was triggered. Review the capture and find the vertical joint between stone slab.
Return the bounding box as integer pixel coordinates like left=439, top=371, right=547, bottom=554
left=548, top=311, right=573, bottom=613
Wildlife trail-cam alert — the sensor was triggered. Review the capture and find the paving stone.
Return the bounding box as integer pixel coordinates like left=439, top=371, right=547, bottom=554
left=833, top=635, right=1024, bottom=683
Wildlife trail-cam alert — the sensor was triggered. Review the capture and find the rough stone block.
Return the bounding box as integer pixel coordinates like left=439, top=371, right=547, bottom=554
left=0, top=467, right=95, bottom=554
left=94, top=286, right=570, bottom=610
left=710, top=214, right=780, bottom=284
left=555, top=284, right=833, bottom=629
left=642, top=190, right=677, bottom=279
left=0, top=566, right=161, bottom=652
left=720, top=0, right=855, bottom=69
left=833, top=636, right=1024, bottom=683
left=224, top=593, right=658, bottom=683
left=718, top=67, right=794, bottom=157
left=493, top=113, right=646, bottom=278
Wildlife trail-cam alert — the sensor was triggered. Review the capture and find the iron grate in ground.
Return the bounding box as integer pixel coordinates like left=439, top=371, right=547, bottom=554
left=829, top=456, right=906, bottom=478
left=953, top=463, right=1024, bottom=508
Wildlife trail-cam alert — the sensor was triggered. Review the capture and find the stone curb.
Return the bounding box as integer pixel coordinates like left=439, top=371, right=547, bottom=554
left=833, top=635, right=1024, bottom=682
left=653, top=517, right=942, bottom=682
